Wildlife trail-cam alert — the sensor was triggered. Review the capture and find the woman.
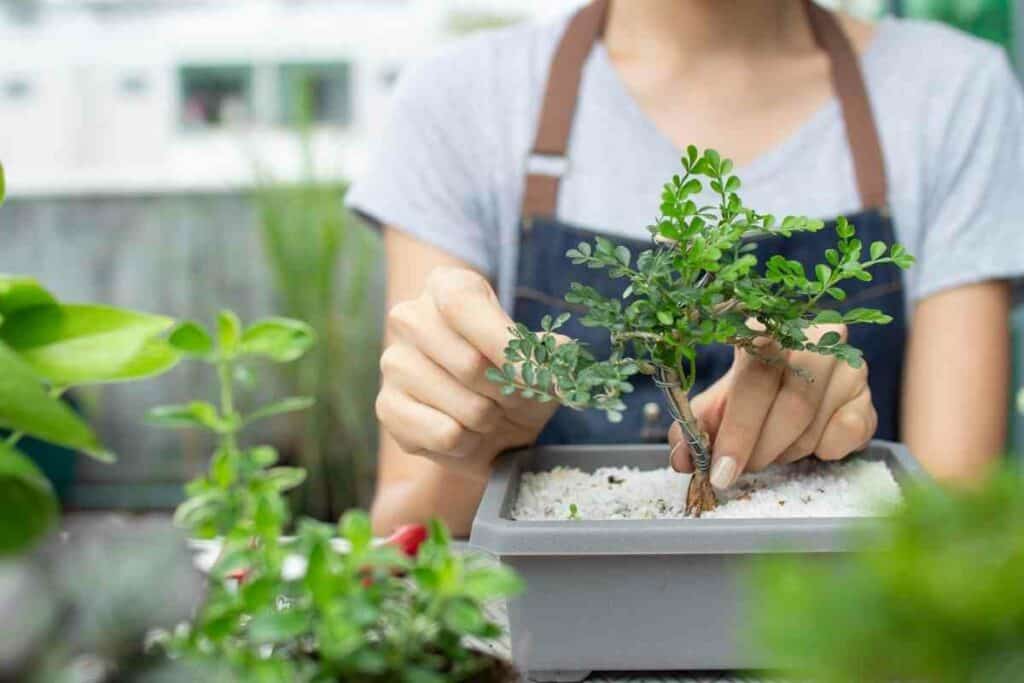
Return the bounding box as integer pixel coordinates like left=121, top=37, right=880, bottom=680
left=349, top=0, right=1024, bottom=535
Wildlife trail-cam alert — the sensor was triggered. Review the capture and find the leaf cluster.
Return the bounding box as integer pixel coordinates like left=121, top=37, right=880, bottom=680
left=158, top=514, right=522, bottom=682
left=490, top=147, right=913, bottom=419
left=156, top=312, right=521, bottom=681
left=0, top=275, right=183, bottom=554
left=752, top=470, right=1024, bottom=683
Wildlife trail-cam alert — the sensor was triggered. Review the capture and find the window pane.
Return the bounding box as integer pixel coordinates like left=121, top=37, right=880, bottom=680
left=278, top=62, right=351, bottom=126
left=180, top=65, right=252, bottom=128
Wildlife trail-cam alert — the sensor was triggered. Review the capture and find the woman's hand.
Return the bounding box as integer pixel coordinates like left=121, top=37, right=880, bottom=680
left=376, top=267, right=558, bottom=477
left=668, top=324, right=877, bottom=490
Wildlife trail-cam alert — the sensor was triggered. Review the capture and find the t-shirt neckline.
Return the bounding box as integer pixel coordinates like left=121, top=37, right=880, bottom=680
left=586, top=17, right=894, bottom=185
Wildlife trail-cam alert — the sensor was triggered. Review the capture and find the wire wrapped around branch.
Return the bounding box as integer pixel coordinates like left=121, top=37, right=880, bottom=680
left=653, top=367, right=712, bottom=472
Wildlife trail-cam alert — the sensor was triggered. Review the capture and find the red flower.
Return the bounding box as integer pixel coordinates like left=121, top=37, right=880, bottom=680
left=226, top=567, right=250, bottom=585
left=384, top=524, right=427, bottom=558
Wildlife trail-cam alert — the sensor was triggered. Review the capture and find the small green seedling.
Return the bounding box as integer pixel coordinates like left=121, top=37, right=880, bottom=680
left=149, top=311, right=316, bottom=538
left=489, top=147, right=913, bottom=516
left=568, top=503, right=580, bottom=520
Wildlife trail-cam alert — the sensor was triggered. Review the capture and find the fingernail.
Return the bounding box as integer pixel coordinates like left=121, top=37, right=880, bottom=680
left=669, top=441, right=684, bottom=472
left=710, top=455, right=737, bottom=490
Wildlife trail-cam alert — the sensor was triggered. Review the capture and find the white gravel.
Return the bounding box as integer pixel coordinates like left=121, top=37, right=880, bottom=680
left=511, top=458, right=902, bottom=520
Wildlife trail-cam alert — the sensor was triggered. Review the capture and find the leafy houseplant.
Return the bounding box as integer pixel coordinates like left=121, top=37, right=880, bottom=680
left=152, top=312, right=522, bottom=681
left=752, top=469, right=1024, bottom=682
left=0, top=265, right=181, bottom=553
left=489, top=147, right=913, bottom=515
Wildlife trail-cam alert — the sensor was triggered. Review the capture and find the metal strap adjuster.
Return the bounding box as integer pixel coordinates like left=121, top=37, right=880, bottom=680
left=526, top=153, right=569, bottom=177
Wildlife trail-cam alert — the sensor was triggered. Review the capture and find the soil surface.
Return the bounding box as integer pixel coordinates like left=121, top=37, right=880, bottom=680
left=512, top=457, right=902, bottom=521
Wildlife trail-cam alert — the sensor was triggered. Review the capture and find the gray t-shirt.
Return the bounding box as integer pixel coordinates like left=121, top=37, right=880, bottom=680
left=347, top=13, right=1024, bottom=312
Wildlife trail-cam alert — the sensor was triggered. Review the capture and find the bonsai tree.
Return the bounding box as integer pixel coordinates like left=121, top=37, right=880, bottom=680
left=489, top=147, right=913, bottom=515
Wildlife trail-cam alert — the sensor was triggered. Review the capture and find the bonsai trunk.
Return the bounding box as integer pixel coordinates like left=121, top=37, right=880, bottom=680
left=667, top=385, right=717, bottom=517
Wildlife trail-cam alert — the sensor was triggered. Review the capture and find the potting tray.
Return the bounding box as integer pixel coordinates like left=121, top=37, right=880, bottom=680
left=469, top=440, right=924, bottom=681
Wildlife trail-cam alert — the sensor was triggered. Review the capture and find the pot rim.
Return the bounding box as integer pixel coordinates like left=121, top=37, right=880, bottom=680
left=469, top=440, right=926, bottom=557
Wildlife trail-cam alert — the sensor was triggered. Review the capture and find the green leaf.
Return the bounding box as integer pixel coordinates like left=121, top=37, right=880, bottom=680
left=815, top=264, right=832, bottom=284
left=240, top=317, right=315, bottom=362
left=248, top=609, right=310, bottom=644
left=461, top=565, right=524, bottom=601
left=216, top=310, right=242, bottom=355
left=813, top=310, right=844, bottom=324
left=244, top=396, right=314, bottom=425
left=172, top=490, right=224, bottom=531
left=263, top=466, right=306, bottom=492
left=818, top=331, right=842, bottom=346
left=167, top=321, right=213, bottom=356
left=0, top=443, right=58, bottom=555
left=146, top=401, right=226, bottom=432
left=442, top=597, right=488, bottom=636
left=614, top=245, right=631, bottom=267
left=0, top=275, right=57, bottom=321
left=210, top=448, right=237, bottom=487
left=340, top=509, right=372, bottom=552
left=248, top=445, right=279, bottom=467
left=0, top=304, right=179, bottom=386
left=656, top=310, right=674, bottom=326
left=0, top=342, right=109, bottom=460
left=870, top=241, right=887, bottom=260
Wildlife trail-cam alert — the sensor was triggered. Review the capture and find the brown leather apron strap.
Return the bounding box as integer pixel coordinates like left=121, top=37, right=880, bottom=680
left=521, top=0, right=610, bottom=222
left=805, top=1, right=888, bottom=210
left=522, top=0, right=888, bottom=221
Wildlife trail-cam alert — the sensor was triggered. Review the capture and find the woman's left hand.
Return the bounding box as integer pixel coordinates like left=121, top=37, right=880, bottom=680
left=668, top=324, right=877, bottom=490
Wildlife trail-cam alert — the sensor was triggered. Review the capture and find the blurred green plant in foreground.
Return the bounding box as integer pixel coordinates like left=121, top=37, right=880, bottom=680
left=0, top=268, right=180, bottom=554
left=252, top=87, right=382, bottom=519
left=752, top=469, right=1024, bottom=682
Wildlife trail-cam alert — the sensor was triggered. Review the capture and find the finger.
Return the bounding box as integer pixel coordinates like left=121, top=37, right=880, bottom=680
left=380, top=344, right=502, bottom=434
left=814, top=388, right=877, bottom=461
left=668, top=376, right=730, bottom=473
left=779, top=360, right=869, bottom=463
left=691, top=369, right=730, bottom=443
left=667, top=423, right=694, bottom=473
left=710, top=341, right=785, bottom=489
left=427, top=268, right=515, bottom=368
left=374, top=388, right=484, bottom=460
left=747, top=345, right=839, bottom=471
left=388, top=297, right=506, bottom=402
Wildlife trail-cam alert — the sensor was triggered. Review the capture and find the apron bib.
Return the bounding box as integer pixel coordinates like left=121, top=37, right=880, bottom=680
left=514, top=0, right=907, bottom=446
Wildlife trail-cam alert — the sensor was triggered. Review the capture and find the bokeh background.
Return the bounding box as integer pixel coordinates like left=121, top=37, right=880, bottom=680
left=0, top=0, right=1020, bottom=518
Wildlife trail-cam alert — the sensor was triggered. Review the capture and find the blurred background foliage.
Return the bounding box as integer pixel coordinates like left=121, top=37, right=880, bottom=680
left=0, top=0, right=1018, bottom=516
left=751, top=468, right=1024, bottom=682
left=253, top=84, right=382, bottom=518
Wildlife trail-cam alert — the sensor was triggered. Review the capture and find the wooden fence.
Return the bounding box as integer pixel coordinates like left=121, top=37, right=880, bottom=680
left=1, top=190, right=383, bottom=509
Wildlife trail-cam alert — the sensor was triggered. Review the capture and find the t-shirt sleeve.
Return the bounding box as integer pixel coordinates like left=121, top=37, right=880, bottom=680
left=911, top=50, right=1024, bottom=302
left=345, top=49, right=495, bottom=276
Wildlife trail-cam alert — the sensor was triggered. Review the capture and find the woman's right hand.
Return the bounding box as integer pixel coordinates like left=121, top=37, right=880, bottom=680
left=375, top=267, right=558, bottom=477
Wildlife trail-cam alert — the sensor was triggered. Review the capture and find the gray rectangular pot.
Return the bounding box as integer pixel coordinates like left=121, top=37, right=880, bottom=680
left=469, top=439, right=924, bottom=682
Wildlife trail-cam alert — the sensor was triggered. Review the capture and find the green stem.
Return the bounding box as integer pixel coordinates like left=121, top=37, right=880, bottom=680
left=217, top=360, right=239, bottom=453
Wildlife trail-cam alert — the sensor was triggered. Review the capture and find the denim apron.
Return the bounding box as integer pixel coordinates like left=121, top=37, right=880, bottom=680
left=514, top=0, right=906, bottom=447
